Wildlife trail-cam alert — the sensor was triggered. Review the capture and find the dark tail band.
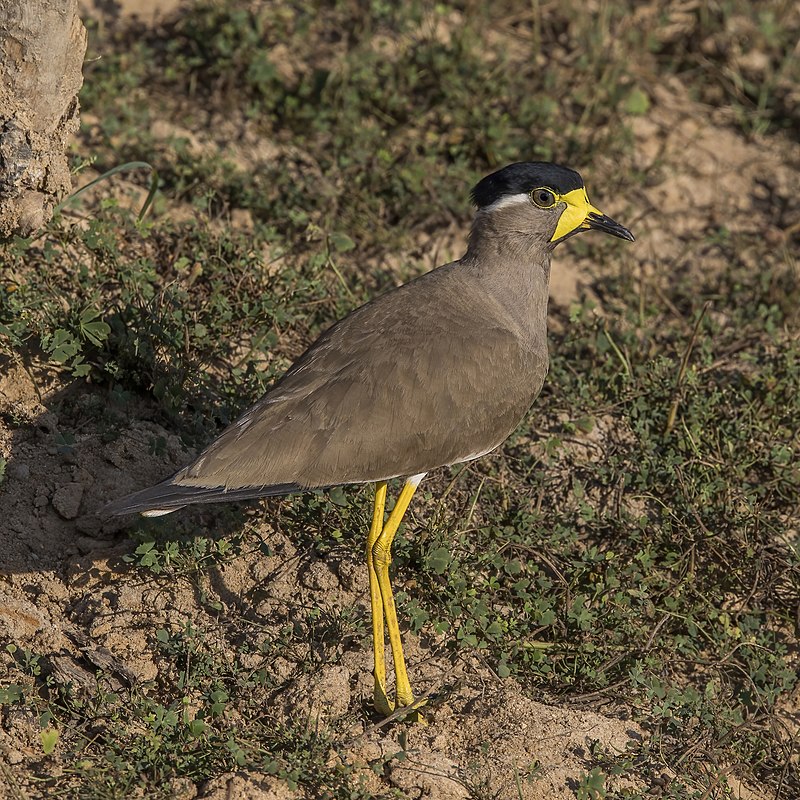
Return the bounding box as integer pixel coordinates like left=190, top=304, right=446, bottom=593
left=101, top=479, right=305, bottom=517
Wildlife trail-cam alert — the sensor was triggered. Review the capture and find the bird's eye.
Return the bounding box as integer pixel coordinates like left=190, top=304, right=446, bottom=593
left=531, top=188, right=557, bottom=208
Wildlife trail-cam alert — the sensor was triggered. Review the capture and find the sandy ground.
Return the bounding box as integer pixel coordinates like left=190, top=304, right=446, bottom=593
left=1, top=4, right=799, bottom=799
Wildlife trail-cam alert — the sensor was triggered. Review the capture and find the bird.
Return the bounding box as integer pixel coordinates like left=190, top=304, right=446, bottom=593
left=103, top=161, right=634, bottom=718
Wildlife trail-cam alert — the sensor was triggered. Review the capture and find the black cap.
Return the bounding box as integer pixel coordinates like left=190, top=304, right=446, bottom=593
left=471, top=162, right=584, bottom=209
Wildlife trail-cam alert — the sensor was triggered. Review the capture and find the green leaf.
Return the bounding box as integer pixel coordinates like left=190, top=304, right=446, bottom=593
left=41, top=727, right=59, bottom=755
left=48, top=329, right=80, bottom=363
left=486, top=620, right=503, bottom=637
left=329, top=231, right=356, bottom=252
left=79, top=308, right=111, bottom=346
left=0, top=684, right=22, bottom=703
left=504, top=559, right=522, bottom=575
left=226, top=737, right=248, bottom=766
left=54, top=432, right=76, bottom=453
left=72, top=358, right=91, bottom=377
left=624, top=87, right=650, bottom=115
left=210, top=689, right=229, bottom=715
left=328, top=486, right=349, bottom=506
left=426, top=547, right=451, bottom=575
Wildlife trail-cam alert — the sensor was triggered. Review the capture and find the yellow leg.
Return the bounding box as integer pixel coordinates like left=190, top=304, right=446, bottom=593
left=372, top=479, right=420, bottom=709
left=365, top=482, right=393, bottom=714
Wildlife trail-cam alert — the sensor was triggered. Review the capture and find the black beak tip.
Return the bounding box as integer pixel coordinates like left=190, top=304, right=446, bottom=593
left=587, top=212, right=635, bottom=242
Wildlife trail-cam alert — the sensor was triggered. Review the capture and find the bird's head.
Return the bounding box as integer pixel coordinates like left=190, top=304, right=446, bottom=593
left=471, top=162, right=634, bottom=246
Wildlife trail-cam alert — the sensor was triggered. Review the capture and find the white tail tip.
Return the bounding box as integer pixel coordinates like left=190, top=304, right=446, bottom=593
left=141, top=508, right=178, bottom=518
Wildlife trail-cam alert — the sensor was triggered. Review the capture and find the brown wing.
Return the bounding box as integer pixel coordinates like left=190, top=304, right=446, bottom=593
left=175, top=262, right=547, bottom=489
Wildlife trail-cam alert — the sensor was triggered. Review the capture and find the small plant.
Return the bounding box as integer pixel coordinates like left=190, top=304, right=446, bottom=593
left=576, top=767, right=606, bottom=800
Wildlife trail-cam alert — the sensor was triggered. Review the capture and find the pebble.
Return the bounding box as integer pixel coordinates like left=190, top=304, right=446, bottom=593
left=52, top=482, right=85, bottom=519
left=8, top=462, right=30, bottom=480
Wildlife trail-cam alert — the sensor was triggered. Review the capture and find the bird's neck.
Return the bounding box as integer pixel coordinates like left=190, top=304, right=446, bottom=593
left=461, top=213, right=553, bottom=335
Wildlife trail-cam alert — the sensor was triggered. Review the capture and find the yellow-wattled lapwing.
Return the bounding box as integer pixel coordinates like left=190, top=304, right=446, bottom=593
left=104, top=162, right=634, bottom=717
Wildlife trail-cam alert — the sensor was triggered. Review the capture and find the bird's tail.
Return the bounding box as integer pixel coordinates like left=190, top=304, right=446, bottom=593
left=101, top=477, right=304, bottom=517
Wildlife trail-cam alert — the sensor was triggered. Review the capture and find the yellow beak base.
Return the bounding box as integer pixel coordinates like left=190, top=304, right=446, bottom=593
left=550, top=187, right=602, bottom=242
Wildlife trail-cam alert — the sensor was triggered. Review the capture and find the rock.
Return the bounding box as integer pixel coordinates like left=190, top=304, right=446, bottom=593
left=0, top=591, right=45, bottom=638
left=167, top=777, right=197, bottom=800
left=52, top=482, right=84, bottom=519
left=7, top=462, right=30, bottom=480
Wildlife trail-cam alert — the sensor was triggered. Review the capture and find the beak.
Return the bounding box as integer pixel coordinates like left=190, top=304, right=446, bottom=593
left=585, top=211, right=635, bottom=242
left=550, top=187, right=635, bottom=244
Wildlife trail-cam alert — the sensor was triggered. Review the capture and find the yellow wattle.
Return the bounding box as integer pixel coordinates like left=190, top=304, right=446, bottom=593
left=550, top=187, right=603, bottom=242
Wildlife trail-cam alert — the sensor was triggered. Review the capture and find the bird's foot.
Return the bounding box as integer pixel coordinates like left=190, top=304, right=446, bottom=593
left=373, top=683, right=428, bottom=724
left=395, top=694, right=428, bottom=726
left=373, top=679, right=395, bottom=716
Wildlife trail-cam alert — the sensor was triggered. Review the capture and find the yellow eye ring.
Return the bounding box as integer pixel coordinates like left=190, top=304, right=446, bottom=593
left=530, top=187, right=558, bottom=208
